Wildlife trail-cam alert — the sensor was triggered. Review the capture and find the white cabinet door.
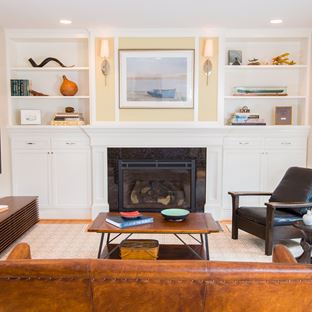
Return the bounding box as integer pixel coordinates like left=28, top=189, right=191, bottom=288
left=51, top=149, right=91, bottom=213
left=223, top=149, right=263, bottom=211
left=12, top=150, right=51, bottom=208
left=263, top=149, right=306, bottom=192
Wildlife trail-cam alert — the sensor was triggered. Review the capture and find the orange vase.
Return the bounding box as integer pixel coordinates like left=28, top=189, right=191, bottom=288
left=60, top=75, right=78, bottom=96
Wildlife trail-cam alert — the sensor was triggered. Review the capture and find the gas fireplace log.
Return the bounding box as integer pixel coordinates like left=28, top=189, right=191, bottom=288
left=130, top=180, right=186, bottom=207
left=175, top=191, right=185, bottom=206
left=157, top=195, right=171, bottom=206
left=130, top=181, right=142, bottom=204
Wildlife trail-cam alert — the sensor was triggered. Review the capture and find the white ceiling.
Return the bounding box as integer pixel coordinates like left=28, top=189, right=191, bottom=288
left=0, top=0, right=312, bottom=29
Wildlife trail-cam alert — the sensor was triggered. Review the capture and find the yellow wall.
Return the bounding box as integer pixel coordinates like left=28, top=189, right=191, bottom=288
left=95, top=36, right=219, bottom=122
left=198, top=37, right=219, bottom=121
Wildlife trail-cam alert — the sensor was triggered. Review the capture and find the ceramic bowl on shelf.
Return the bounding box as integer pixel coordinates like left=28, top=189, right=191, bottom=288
left=161, top=208, right=190, bottom=222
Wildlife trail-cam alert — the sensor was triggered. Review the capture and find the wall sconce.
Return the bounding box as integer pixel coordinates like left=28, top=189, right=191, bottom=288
left=100, top=39, right=110, bottom=86
left=203, top=39, right=213, bottom=85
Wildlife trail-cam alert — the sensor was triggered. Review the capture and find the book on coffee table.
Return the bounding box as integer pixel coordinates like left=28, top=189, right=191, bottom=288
left=105, top=216, right=154, bottom=228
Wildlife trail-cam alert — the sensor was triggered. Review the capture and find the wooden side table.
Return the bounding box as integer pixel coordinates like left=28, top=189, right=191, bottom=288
left=293, top=221, right=312, bottom=264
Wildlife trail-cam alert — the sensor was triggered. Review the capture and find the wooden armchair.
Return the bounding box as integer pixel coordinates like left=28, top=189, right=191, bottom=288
left=229, top=167, right=312, bottom=256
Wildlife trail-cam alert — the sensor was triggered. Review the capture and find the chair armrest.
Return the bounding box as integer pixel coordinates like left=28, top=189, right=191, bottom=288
left=273, top=244, right=297, bottom=264
left=6, top=243, right=31, bottom=260
left=265, top=202, right=312, bottom=209
left=228, top=192, right=272, bottom=197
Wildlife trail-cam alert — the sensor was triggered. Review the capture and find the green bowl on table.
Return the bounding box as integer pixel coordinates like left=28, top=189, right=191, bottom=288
left=161, top=208, right=190, bottom=222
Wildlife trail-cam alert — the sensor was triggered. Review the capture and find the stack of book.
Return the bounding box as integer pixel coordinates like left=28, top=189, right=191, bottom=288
left=50, top=112, right=85, bottom=126
left=230, top=112, right=266, bottom=126
left=11, top=79, right=31, bottom=96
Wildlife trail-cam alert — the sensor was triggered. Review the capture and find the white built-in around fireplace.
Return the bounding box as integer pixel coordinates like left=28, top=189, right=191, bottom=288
left=9, top=125, right=309, bottom=220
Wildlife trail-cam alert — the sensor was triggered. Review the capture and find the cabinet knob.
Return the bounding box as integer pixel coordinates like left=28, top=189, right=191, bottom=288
left=66, top=142, right=75, bottom=145
left=281, top=142, right=291, bottom=145
left=239, top=142, right=249, bottom=145
left=26, top=142, right=35, bottom=145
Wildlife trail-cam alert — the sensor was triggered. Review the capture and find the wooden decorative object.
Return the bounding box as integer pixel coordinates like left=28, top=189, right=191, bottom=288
left=60, top=75, right=78, bottom=96
left=65, top=106, right=75, bottom=113
left=29, top=90, right=48, bottom=96
left=120, top=239, right=159, bottom=260
left=275, top=106, right=292, bottom=125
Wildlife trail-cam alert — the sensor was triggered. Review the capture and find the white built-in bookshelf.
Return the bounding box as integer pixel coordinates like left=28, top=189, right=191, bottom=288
left=223, top=35, right=311, bottom=126
left=7, top=32, right=90, bottom=125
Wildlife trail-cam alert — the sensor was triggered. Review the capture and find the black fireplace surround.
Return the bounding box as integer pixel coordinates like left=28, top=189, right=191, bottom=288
left=107, top=148, right=206, bottom=212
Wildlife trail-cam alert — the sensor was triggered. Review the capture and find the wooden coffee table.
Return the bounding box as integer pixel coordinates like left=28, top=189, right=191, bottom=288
left=88, top=212, right=220, bottom=260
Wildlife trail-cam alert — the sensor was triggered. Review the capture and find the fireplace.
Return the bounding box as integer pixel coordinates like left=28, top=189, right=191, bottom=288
left=118, top=160, right=196, bottom=212
left=108, top=148, right=206, bottom=212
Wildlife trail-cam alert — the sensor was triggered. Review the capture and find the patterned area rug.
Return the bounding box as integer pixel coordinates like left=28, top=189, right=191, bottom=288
left=0, top=223, right=302, bottom=262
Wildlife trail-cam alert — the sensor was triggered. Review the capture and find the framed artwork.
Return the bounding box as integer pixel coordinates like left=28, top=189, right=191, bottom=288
left=228, top=50, right=242, bottom=65
left=20, top=110, right=41, bottom=125
left=119, top=50, right=194, bottom=108
left=275, top=106, right=292, bottom=125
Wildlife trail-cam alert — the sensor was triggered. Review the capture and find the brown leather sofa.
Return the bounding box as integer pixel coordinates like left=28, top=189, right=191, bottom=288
left=1, top=243, right=312, bottom=311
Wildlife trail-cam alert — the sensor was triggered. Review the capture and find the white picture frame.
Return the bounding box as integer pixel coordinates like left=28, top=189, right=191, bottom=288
left=20, top=110, right=41, bottom=125
left=119, top=50, right=194, bottom=108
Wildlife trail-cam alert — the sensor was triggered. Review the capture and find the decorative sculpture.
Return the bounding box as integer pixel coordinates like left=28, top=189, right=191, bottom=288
left=272, top=53, right=296, bottom=65
left=28, top=57, right=74, bottom=68
left=60, top=75, right=78, bottom=96
left=248, top=58, right=261, bottom=65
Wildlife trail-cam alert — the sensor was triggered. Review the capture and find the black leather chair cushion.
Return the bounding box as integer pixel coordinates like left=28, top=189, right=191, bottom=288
left=237, top=207, right=302, bottom=226
left=269, top=167, right=312, bottom=216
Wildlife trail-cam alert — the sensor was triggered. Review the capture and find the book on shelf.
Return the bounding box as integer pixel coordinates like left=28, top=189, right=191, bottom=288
left=230, top=111, right=266, bottom=125
left=105, top=215, right=154, bottom=228
left=50, top=112, right=85, bottom=126
left=10, top=79, right=31, bottom=96
left=54, top=112, right=82, bottom=118
left=231, top=122, right=266, bottom=126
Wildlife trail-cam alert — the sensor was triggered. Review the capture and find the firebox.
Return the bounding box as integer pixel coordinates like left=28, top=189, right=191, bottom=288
left=118, top=160, right=196, bottom=212
left=107, top=148, right=206, bottom=212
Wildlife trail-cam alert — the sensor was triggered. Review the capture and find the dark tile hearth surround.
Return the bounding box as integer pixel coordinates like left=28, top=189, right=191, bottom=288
left=108, top=148, right=206, bottom=212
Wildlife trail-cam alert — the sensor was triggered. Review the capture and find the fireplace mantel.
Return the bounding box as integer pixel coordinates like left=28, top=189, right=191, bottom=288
left=83, top=124, right=309, bottom=146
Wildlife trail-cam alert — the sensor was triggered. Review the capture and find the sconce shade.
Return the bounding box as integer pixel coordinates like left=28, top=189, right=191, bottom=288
left=100, top=39, right=110, bottom=58
left=204, top=39, right=213, bottom=58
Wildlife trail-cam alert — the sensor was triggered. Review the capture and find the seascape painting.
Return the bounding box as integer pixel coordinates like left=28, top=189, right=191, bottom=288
left=119, top=50, right=194, bottom=108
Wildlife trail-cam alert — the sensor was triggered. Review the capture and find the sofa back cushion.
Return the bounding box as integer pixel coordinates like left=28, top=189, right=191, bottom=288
left=1, top=259, right=312, bottom=311
left=269, top=167, right=312, bottom=215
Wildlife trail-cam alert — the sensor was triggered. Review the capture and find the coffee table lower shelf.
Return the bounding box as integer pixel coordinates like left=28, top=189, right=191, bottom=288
left=101, top=244, right=206, bottom=260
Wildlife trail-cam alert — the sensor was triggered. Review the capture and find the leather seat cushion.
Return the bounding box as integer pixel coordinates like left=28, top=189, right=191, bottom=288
left=237, top=207, right=302, bottom=226
left=269, top=167, right=312, bottom=216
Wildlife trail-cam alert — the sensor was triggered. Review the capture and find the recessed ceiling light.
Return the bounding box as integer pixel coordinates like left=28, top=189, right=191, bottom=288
left=59, top=19, right=72, bottom=25
left=270, top=19, right=283, bottom=24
